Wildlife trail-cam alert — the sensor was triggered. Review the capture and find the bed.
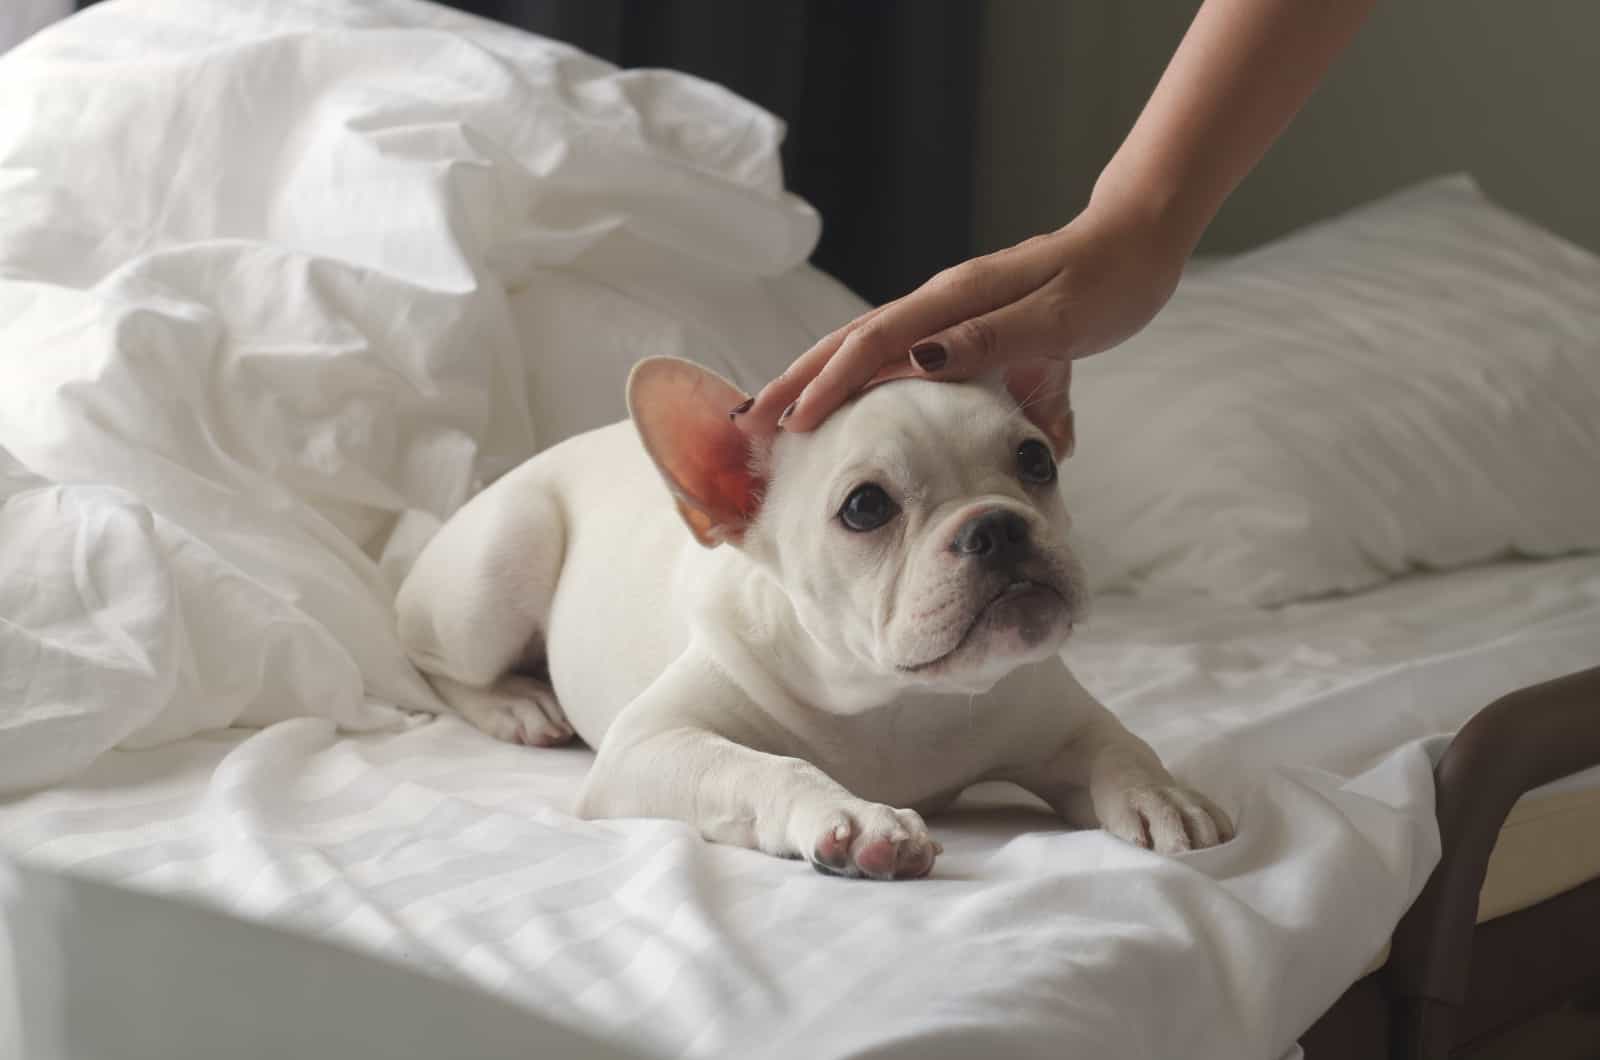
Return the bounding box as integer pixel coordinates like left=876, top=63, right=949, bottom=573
left=3, top=3, right=1599, bottom=1059
left=6, top=556, right=1600, bottom=1060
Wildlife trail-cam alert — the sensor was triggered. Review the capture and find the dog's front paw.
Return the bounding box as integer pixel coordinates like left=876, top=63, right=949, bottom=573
left=803, top=802, right=941, bottom=881
left=1099, top=785, right=1234, bottom=854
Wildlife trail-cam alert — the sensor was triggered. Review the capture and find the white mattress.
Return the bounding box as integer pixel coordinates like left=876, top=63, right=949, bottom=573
left=5, top=555, right=1599, bottom=1060
left=4, top=3, right=1600, bottom=1059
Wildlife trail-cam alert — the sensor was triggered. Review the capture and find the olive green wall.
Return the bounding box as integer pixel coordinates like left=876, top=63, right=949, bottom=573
left=976, top=1, right=1600, bottom=256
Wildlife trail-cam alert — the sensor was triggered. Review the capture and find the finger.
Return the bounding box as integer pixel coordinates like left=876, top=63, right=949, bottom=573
left=778, top=246, right=1060, bottom=432
left=772, top=326, right=904, bottom=433
left=905, top=282, right=1077, bottom=382
left=738, top=304, right=891, bottom=436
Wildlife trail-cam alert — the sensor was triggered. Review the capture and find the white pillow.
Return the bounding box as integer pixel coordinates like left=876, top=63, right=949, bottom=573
left=1064, top=175, right=1600, bottom=606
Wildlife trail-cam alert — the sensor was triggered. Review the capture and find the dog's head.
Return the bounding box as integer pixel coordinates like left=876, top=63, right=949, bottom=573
left=628, top=356, right=1086, bottom=695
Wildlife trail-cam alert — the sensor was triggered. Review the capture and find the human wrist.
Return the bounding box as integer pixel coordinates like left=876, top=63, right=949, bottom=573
left=1085, top=155, right=1214, bottom=263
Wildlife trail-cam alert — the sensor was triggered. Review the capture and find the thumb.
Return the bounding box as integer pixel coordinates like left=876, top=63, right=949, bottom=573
left=907, top=285, right=1073, bottom=381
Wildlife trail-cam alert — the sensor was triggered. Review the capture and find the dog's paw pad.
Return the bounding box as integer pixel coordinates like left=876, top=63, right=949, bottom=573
left=813, top=818, right=854, bottom=871
left=808, top=806, right=937, bottom=881
left=855, top=834, right=903, bottom=878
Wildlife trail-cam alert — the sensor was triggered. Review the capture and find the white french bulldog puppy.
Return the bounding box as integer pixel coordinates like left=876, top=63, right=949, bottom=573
left=396, top=356, right=1231, bottom=879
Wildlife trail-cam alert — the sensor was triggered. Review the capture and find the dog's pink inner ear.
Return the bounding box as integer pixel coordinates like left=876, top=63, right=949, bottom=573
left=1003, top=358, right=1075, bottom=459
left=656, top=406, right=763, bottom=544
left=629, top=360, right=765, bottom=547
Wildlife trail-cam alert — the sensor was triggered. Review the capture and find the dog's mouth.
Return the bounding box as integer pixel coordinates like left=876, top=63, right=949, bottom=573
left=897, top=579, right=1071, bottom=675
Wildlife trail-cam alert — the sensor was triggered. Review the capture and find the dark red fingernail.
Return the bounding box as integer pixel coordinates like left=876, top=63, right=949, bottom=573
left=728, top=398, right=754, bottom=420
left=910, top=342, right=947, bottom=372
left=778, top=401, right=797, bottom=425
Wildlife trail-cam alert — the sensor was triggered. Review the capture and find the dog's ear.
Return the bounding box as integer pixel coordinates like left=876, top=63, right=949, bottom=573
left=1000, top=358, right=1074, bottom=459
left=627, top=357, right=765, bottom=548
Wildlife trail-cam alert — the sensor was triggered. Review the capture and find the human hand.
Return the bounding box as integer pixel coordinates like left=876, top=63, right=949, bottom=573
left=735, top=201, right=1193, bottom=436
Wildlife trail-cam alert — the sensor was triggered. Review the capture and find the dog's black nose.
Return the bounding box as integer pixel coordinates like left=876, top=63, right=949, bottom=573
left=951, top=510, right=1030, bottom=567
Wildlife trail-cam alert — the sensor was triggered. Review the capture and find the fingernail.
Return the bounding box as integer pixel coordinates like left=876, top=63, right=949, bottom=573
left=778, top=401, right=796, bottom=426
left=910, top=341, right=947, bottom=373
left=727, top=397, right=754, bottom=420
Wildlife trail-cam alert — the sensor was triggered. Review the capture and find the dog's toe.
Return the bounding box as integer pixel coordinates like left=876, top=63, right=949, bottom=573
left=806, top=804, right=938, bottom=880
left=812, top=816, right=855, bottom=872
left=1104, top=786, right=1232, bottom=854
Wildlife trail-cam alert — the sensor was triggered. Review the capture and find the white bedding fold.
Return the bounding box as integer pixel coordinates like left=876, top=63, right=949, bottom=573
left=0, top=717, right=1443, bottom=1060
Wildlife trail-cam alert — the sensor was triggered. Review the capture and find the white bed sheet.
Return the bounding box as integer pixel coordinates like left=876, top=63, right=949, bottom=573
left=5, top=554, right=1599, bottom=1060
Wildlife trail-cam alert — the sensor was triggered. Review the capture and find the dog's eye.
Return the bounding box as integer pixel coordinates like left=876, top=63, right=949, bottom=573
left=838, top=484, right=899, bottom=532
left=1016, top=439, right=1057, bottom=485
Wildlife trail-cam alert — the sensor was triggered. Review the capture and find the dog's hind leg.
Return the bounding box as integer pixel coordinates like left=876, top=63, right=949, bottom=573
left=396, top=476, right=572, bottom=746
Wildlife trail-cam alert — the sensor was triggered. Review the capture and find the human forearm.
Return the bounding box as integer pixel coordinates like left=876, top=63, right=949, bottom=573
left=1092, top=0, right=1377, bottom=252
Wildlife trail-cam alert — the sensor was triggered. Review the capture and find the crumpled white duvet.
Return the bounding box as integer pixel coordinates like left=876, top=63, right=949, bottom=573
left=2, top=3, right=1596, bottom=1059
left=0, top=0, right=830, bottom=791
